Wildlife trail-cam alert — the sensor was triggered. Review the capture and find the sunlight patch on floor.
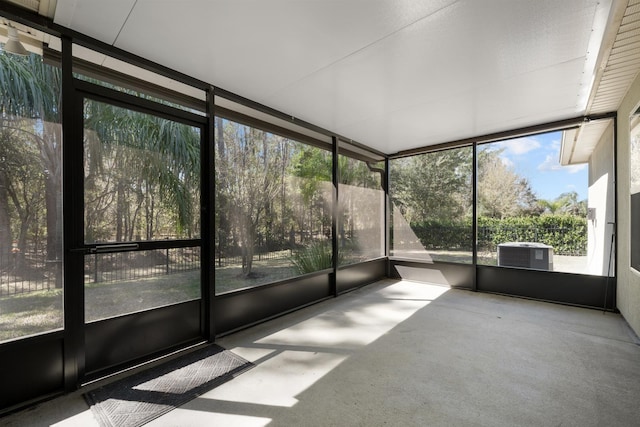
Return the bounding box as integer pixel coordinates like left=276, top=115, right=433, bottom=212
left=375, top=279, right=451, bottom=300
left=147, top=410, right=272, bottom=427
left=230, top=346, right=277, bottom=364
left=198, top=350, right=348, bottom=407
left=255, top=281, right=449, bottom=349
left=51, top=409, right=98, bottom=427
left=200, top=281, right=452, bottom=413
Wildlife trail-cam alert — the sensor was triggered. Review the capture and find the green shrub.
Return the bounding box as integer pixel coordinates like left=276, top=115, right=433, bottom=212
left=477, top=215, right=586, bottom=255
left=406, top=220, right=472, bottom=250
left=402, top=215, right=587, bottom=256
left=291, top=240, right=335, bottom=274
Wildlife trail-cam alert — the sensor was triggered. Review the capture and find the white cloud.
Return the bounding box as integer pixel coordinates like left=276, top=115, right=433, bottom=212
left=496, top=137, right=541, bottom=155
left=500, top=156, right=514, bottom=169
left=566, top=164, right=588, bottom=174
left=538, top=154, right=587, bottom=173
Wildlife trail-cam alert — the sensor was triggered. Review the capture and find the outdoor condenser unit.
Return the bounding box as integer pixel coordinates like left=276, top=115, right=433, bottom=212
left=497, top=242, right=553, bottom=270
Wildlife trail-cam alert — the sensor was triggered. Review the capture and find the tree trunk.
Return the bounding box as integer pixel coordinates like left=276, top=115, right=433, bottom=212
left=241, top=218, right=255, bottom=277
left=16, top=212, right=30, bottom=271
left=44, top=174, right=63, bottom=287
left=215, top=117, right=229, bottom=259
left=0, top=172, right=11, bottom=269
left=116, top=181, right=125, bottom=241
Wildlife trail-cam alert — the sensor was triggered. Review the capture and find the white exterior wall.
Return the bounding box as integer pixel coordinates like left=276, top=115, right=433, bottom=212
left=587, top=123, right=615, bottom=276
left=616, top=71, right=640, bottom=337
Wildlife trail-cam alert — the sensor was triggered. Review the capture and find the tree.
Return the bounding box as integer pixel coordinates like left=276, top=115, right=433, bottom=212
left=215, top=120, right=281, bottom=277
left=0, top=52, right=62, bottom=284
left=539, top=191, right=586, bottom=217
left=0, top=126, right=45, bottom=269
left=290, top=145, right=331, bottom=202
left=1, top=51, right=201, bottom=288
left=83, top=100, right=200, bottom=242
left=289, top=145, right=333, bottom=242
left=390, top=148, right=472, bottom=224
left=477, top=148, right=538, bottom=218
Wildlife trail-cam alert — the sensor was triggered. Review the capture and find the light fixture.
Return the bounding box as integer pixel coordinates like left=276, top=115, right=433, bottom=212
left=3, top=23, right=28, bottom=56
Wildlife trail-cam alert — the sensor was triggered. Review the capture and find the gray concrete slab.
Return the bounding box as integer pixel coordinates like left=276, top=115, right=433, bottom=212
left=3, top=279, right=640, bottom=426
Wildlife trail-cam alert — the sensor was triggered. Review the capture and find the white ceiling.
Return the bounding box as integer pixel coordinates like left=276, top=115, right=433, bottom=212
left=52, top=0, right=623, bottom=154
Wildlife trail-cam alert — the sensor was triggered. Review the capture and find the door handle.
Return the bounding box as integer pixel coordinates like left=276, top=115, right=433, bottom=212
left=90, top=243, right=140, bottom=253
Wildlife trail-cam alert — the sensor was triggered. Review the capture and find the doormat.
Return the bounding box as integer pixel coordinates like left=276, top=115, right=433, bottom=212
left=84, top=344, right=254, bottom=427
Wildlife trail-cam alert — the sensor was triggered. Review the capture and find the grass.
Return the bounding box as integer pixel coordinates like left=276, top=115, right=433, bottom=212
left=1, top=255, right=301, bottom=341
left=214, top=256, right=297, bottom=294
left=0, top=256, right=303, bottom=341
left=0, top=270, right=200, bottom=342
left=0, top=289, right=63, bottom=342
left=85, top=270, right=200, bottom=322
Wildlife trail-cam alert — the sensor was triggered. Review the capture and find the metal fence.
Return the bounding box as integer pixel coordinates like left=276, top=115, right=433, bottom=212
left=1, top=247, right=200, bottom=296
left=0, top=250, right=61, bottom=296
left=3, top=225, right=585, bottom=296
left=84, top=247, right=200, bottom=284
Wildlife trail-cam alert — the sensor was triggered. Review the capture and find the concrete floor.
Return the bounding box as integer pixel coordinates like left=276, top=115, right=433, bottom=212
left=3, top=279, right=640, bottom=426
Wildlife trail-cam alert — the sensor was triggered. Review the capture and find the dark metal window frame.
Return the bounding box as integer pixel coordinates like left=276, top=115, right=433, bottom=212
left=388, top=145, right=475, bottom=266
left=336, top=139, right=388, bottom=270
left=0, top=2, right=622, bottom=414
left=388, top=114, right=618, bottom=311
left=67, top=75, right=209, bottom=383
left=211, top=112, right=387, bottom=296
left=72, top=79, right=207, bottom=257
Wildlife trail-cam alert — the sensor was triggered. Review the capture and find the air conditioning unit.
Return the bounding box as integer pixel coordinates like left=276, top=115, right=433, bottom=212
left=497, top=242, right=553, bottom=270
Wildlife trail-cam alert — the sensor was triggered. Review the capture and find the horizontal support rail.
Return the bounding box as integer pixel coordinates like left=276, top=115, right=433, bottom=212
left=91, top=244, right=140, bottom=254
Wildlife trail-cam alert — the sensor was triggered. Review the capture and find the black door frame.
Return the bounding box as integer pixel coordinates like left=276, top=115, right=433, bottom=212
left=66, top=78, right=208, bottom=383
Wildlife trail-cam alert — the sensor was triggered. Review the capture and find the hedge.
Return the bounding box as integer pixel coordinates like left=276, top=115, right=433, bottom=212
left=398, top=215, right=587, bottom=256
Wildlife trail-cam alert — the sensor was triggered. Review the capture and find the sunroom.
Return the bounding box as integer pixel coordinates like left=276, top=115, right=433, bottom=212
left=1, top=0, right=640, bottom=423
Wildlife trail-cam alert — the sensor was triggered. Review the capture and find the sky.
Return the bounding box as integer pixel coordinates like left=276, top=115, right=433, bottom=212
left=486, top=131, right=588, bottom=202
